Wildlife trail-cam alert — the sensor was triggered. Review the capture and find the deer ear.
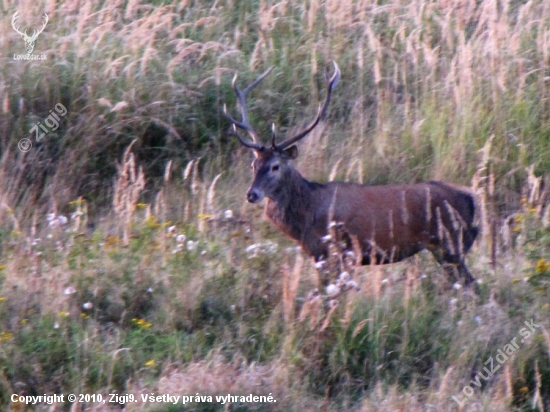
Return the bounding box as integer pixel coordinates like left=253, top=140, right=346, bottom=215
left=283, top=145, right=298, bottom=159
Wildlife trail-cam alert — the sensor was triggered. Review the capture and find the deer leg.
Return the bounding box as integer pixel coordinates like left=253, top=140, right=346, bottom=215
left=429, top=247, right=476, bottom=287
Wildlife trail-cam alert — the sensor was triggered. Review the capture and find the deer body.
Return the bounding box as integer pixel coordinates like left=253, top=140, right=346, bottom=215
left=225, top=62, right=478, bottom=286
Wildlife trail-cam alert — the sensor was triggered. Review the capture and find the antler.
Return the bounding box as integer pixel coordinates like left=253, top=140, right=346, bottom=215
left=274, top=61, right=340, bottom=151
left=28, top=14, right=48, bottom=41
left=11, top=12, right=26, bottom=37
left=224, top=67, right=273, bottom=150
left=11, top=12, right=48, bottom=40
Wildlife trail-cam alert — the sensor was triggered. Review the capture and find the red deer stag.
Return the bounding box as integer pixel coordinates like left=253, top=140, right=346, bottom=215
left=224, top=62, right=479, bottom=287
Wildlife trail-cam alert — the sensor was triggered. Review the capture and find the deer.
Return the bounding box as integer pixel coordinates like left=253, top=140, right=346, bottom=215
left=224, top=62, right=479, bottom=290
left=12, top=12, right=48, bottom=54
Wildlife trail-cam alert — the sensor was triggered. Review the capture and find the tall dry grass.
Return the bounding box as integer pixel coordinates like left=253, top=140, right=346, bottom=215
left=0, top=0, right=550, bottom=411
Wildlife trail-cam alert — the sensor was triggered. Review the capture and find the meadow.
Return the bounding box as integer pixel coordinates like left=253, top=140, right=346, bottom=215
left=0, top=0, right=550, bottom=410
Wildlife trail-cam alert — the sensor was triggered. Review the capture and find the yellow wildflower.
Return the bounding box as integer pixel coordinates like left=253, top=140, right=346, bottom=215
left=136, top=203, right=147, bottom=209
left=0, top=331, right=13, bottom=341
left=145, top=359, right=155, bottom=367
left=536, top=259, right=549, bottom=274
left=198, top=213, right=213, bottom=220
left=519, top=386, right=529, bottom=394
left=11, top=230, right=21, bottom=236
left=145, top=215, right=161, bottom=229
left=104, top=236, right=122, bottom=248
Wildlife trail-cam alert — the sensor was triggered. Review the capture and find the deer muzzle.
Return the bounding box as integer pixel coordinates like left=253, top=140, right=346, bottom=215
left=246, top=188, right=263, bottom=203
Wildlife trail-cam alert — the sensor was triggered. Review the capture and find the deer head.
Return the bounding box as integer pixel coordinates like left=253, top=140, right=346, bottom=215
left=224, top=62, right=340, bottom=203
left=12, top=12, right=48, bottom=54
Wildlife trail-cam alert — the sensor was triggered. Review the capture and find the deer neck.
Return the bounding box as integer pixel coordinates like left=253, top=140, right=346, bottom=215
left=264, top=170, right=318, bottom=243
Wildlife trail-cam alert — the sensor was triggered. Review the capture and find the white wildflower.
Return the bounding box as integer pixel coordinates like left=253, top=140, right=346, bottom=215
left=344, top=280, right=361, bottom=291
left=320, top=234, right=332, bottom=243
left=453, top=283, right=462, bottom=290
left=47, top=213, right=56, bottom=222
left=146, top=287, right=154, bottom=293
left=245, top=241, right=277, bottom=257
left=326, top=284, right=340, bottom=297
left=328, top=299, right=339, bottom=308
left=57, top=215, right=68, bottom=225
left=345, top=280, right=359, bottom=290
left=474, top=316, right=482, bottom=324
left=245, top=244, right=259, bottom=253
left=245, top=244, right=259, bottom=258
left=64, top=286, right=76, bottom=295
left=167, top=225, right=177, bottom=234
left=449, top=298, right=458, bottom=305
left=186, top=240, right=198, bottom=251
left=82, top=302, right=93, bottom=310
left=176, top=234, right=186, bottom=243
left=264, top=241, right=278, bottom=254
left=314, top=260, right=327, bottom=270
left=224, top=209, right=233, bottom=219
left=338, top=272, right=350, bottom=282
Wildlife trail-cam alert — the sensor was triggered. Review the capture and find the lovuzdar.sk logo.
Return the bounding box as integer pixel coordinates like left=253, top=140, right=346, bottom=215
left=12, top=11, right=48, bottom=59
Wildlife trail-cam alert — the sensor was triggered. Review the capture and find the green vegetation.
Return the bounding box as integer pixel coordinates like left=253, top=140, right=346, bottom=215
left=0, top=0, right=550, bottom=410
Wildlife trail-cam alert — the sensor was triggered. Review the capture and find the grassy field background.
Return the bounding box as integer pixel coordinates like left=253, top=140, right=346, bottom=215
left=1, top=0, right=550, bottom=410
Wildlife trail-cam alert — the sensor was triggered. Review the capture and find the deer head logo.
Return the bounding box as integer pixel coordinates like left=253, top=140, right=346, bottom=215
left=12, top=12, right=48, bottom=54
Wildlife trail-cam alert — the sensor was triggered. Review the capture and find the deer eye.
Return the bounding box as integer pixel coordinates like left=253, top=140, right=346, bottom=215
left=271, top=164, right=280, bottom=172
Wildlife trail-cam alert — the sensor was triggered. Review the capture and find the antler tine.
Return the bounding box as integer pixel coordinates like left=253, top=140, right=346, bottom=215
left=224, top=67, right=273, bottom=147
left=11, top=12, right=25, bottom=36
left=28, top=13, right=48, bottom=41
left=228, top=124, right=263, bottom=151
left=275, top=61, right=340, bottom=151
